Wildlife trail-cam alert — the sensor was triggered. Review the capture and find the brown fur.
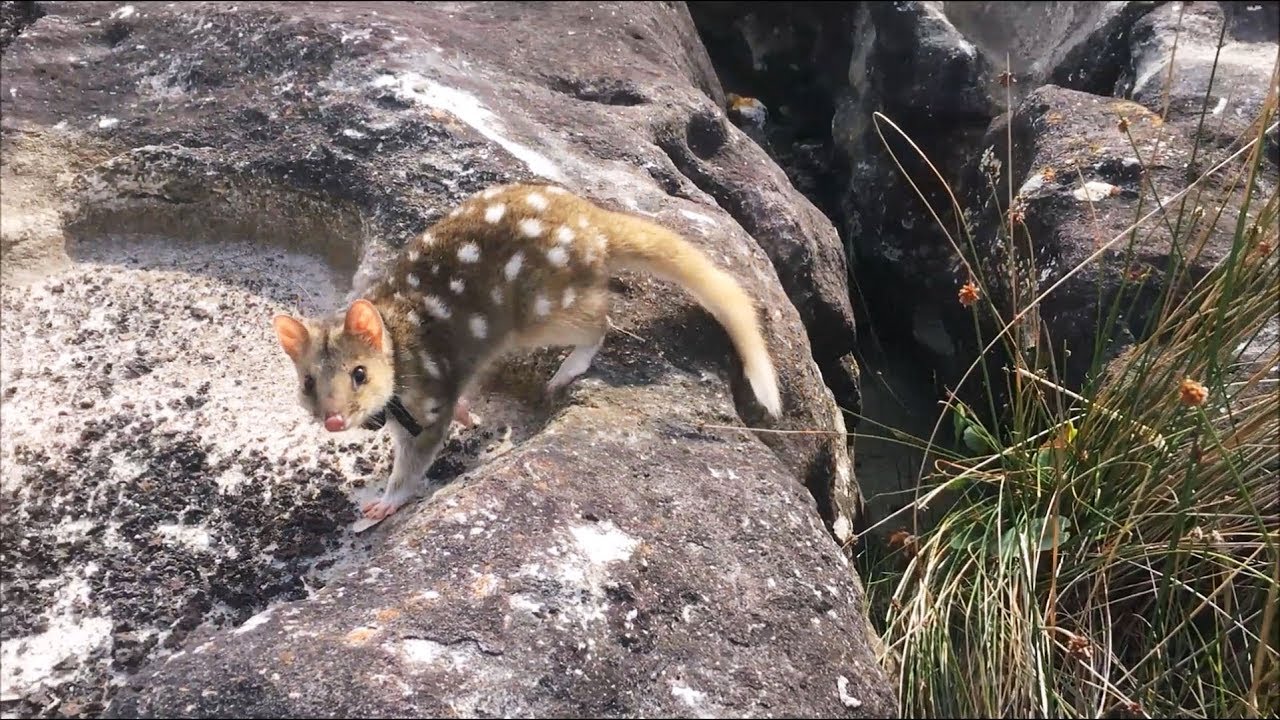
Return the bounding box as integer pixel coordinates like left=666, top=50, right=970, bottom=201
left=272, top=182, right=781, bottom=521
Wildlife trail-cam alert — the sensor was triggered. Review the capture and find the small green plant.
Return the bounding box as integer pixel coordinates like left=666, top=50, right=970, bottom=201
left=853, top=40, right=1280, bottom=720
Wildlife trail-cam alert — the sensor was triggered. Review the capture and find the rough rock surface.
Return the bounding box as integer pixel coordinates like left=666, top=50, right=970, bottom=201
left=0, top=1, right=890, bottom=718
left=0, top=0, right=42, bottom=53
left=1120, top=1, right=1280, bottom=150
left=950, top=1, right=1280, bottom=394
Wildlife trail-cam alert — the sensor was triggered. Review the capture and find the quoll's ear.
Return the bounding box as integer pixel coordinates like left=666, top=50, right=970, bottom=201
left=272, top=314, right=310, bottom=361
left=344, top=299, right=385, bottom=352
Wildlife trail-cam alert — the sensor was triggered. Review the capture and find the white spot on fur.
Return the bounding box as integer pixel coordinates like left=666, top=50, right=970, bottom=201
left=518, top=218, right=544, bottom=238
left=490, top=286, right=504, bottom=305
left=482, top=187, right=502, bottom=200
left=450, top=278, right=465, bottom=295
left=457, top=242, right=481, bottom=263
left=504, top=251, right=524, bottom=281
left=546, top=246, right=568, bottom=266
left=534, top=294, right=551, bottom=317
left=448, top=206, right=463, bottom=218
left=561, top=288, right=576, bottom=308
left=404, top=310, right=421, bottom=327
left=554, top=226, right=574, bottom=244
left=406, top=273, right=420, bottom=288
left=546, top=186, right=568, bottom=195
left=524, top=192, right=549, bottom=211
left=422, top=295, right=451, bottom=319
left=407, top=249, right=420, bottom=262
left=421, top=232, right=436, bottom=247
left=485, top=203, right=506, bottom=223
left=420, top=352, right=441, bottom=378
left=575, top=216, right=588, bottom=229
left=469, top=314, right=488, bottom=339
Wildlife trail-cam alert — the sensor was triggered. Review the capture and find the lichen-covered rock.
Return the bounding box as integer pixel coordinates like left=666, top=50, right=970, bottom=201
left=108, top=386, right=892, bottom=718
left=956, top=80, right=1278, bottom=393
left=1119, top=1, right=1280, bottom=149
left=0, top=1, right=889, bottom=717
left=690, top=0, right=1276, bottom=406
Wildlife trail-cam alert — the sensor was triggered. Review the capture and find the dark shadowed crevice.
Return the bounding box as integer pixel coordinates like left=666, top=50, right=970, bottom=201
left=547, top=76, right=649, bottom=106
left=685, top=2, right=854, bottom=225
left=0, top=0, right=43, bottom=56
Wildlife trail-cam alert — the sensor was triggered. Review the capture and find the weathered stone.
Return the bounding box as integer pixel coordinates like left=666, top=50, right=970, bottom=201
left=955, top=82, right=1278, bottom=394
left=686, top=0, right=1275, bottom=537
left=0, top=1, right=889, bottom=717
left=108, top=386, right=892, bottom=718
left=0, top=0, right=41, bottom=54
left=1119, top=1, right=1280, bottom=149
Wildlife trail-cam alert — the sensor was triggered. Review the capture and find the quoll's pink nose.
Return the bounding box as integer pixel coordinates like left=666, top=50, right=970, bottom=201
left=324, top=413, right=347, bottom=433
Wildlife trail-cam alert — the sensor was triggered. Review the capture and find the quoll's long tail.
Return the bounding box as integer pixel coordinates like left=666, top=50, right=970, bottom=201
left=602, top=211, right=783, bottom=417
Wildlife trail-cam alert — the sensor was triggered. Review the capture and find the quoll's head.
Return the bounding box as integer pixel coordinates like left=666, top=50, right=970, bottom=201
left=271, top=299, right=396, bottom=433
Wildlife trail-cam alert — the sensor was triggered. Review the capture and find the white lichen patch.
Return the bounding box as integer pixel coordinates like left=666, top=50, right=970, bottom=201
left=393, top=637, right=478, bottom=675
left=837, top=675, right=864, bottom=709
left=155, top=523, right=213, bottom=552
left=670, top=680, right=708, bottom=708
left=1017, top=172, right=1046, bottom=198
left=517, top=521, right=643, bottom=631
left=568, top=521, right=638, bottom=565
left=232, top=608, right=274, bottom=636
left=678, top=209, right=717, bottom=228
left=1073, top=181, right=1119, bottom=202
left=0, top=235, right=351, bottom=476
left=0, top=578, right=112, bottom=699
left=370, top=72, right=565, bottom=182
left=398, top=638, right=448, bottom=665
left=507, top=593, right=543, bottom=615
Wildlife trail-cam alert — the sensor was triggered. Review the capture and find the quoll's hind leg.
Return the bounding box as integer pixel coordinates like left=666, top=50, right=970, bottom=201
left=547, top=330, right=605, bottom=393
left=517, top=289, right=610, bottom=396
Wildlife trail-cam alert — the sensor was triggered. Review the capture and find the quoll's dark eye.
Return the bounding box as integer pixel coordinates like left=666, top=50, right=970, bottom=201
left=351, top=366, right=367, bottom=386
left=303, top=375, right=316, bottom=394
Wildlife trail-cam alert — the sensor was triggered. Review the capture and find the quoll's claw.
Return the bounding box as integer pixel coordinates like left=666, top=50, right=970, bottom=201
left=361, top=500, right=400, bottom=521
left=453, top=396, right=478, bottom=428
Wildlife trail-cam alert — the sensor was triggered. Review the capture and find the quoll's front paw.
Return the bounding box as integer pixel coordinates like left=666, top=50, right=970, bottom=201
left=361, top=499, right=401, bottom=521
left=361, top=483, right=416, bottom=521
left=453, top=395, right=478, bottom=428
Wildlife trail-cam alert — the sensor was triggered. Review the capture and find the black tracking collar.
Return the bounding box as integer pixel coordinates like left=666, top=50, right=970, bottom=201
left=360, top=396, right=424, bottom=436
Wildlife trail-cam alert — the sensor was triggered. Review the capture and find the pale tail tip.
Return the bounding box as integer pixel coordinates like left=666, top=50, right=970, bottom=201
left=748, top=360, right=782, bottom=418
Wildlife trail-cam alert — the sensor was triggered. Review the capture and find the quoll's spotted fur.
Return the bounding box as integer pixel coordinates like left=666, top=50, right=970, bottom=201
left=272, top=183, right=782, bottom=520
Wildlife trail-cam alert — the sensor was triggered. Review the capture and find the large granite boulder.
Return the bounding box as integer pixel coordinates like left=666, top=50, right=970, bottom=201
left=0, top=1, right=890, bottom=718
